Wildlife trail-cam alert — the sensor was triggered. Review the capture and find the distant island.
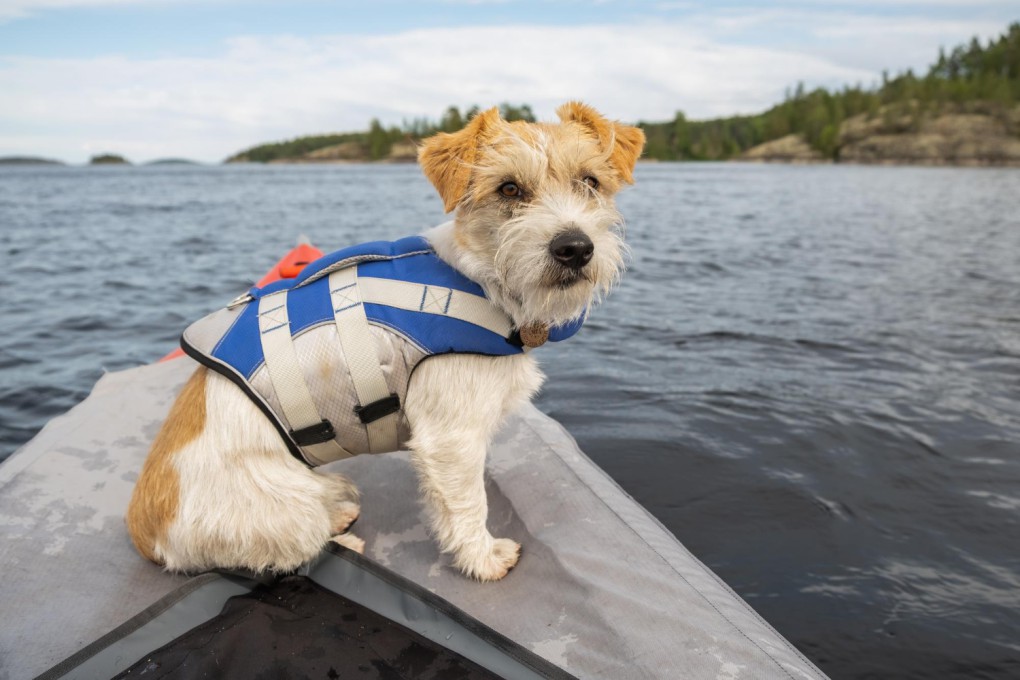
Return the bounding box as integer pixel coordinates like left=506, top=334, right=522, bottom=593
left=90, top=153, right=131, bottom=165
left=228, top=24, right=1020, bottom=167
left=0, top=156, right=64, bottom=165
left=0, top=154, right=204, bottom=167
left=145, top=158, right=202, bottom=166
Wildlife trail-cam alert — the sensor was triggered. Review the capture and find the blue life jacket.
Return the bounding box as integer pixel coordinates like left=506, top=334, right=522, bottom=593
left=182, top=235, right=583, bottom=465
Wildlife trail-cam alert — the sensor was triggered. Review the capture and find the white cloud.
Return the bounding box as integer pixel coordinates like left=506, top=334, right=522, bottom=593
left=0, top=22, right=883, bottom=163
left=0, top=9, right=1007, bottom=163
left=677, top=9, right=1006, bottom=74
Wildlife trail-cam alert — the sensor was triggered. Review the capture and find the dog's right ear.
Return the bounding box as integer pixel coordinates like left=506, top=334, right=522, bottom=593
left=418, top=107, right=501, bottom=213
left=556, top=101, right=645, bottom=184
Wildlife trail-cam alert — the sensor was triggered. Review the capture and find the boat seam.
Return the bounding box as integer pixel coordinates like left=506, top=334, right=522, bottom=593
left=33, top=573, right=225, bottom=680
left=322, top=545, right=578, bottom=680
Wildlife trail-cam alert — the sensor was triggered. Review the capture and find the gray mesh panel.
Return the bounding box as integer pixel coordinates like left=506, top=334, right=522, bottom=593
left=249, top=323, right=424, bottom=459
left=370, top=324, right=422, bottom=447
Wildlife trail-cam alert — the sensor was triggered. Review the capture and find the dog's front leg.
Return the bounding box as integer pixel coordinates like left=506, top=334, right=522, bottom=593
left=410, top=424, right=520, bottom=581
left=405, top=353, right=542, bottom=581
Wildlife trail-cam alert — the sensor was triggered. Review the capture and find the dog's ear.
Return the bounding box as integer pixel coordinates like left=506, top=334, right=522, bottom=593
left=556, top=101, right=646, bottom=184
left=418, top=107, right=501, bottom=212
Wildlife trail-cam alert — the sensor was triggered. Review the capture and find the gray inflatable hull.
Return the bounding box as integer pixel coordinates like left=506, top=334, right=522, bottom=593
left=0, top=358, right=827, bottom=680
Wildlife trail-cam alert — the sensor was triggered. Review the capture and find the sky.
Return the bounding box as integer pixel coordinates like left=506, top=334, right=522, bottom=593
left=0, top=1, right=1015, bottom=163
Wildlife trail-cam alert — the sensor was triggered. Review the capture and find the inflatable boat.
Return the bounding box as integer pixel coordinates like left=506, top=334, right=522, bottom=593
left=0, top=242, right=828, bottom=679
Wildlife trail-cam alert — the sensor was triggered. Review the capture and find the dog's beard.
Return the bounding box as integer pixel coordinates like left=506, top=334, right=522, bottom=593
left=488, top=202, right=626, bottom=327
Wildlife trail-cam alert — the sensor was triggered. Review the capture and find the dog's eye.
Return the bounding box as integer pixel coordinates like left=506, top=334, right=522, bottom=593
left=498, top=182, right=521, bottom=198
left=583, top=176, right=599, bottom=190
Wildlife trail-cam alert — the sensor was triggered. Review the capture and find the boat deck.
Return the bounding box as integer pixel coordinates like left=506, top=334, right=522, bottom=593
left=0, top=358, right=827, bottom=679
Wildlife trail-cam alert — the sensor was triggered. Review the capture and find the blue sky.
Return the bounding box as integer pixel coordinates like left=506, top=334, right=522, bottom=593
left=1, top=1, right=1016, bottom=162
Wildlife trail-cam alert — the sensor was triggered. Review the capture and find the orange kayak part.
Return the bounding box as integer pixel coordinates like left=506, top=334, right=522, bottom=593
left=260, top=242, right=324, bottom=286
left=159, top=241, right=325, bottom=362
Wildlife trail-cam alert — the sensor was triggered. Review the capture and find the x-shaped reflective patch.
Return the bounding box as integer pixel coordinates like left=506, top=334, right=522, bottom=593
left=331, top=283, right=361, bottom=313
left=420, top=285, right=453, bottom=314
left=258, top=303, right=288, bottom=334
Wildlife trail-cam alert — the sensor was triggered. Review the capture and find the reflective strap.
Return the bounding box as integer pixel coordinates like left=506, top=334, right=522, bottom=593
left=302, top=439, right=351, bottom=466
left=357, top=276, right=513, bottom=338
left=328, top=268, right=400, bottom=454
left=258, top=292, right=351, bottom=464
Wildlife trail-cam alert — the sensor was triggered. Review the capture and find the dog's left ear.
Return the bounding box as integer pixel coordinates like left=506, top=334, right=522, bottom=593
left=557, top=101, right=646, bottom=184
left=418, top=107, right=501, bottom=212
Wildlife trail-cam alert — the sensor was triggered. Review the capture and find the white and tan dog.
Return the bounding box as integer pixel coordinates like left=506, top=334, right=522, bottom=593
left=127, top=102, right=644, bottom=581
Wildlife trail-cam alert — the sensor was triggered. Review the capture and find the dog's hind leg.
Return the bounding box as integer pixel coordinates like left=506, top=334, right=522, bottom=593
left=404, top=354, right=543, bottom=581
left=158, top=371, right=361, bottom=573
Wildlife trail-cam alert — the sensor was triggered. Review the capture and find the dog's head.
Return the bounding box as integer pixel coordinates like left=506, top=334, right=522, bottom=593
left=419, top=102, right=645, bottom=327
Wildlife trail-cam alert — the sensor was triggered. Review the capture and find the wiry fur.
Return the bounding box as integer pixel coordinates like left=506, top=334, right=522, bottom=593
left=126, top=102, right=644, bottom=581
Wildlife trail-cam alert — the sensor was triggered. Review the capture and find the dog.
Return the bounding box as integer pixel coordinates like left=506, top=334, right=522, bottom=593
left=126, top=102, right=644, bottom=581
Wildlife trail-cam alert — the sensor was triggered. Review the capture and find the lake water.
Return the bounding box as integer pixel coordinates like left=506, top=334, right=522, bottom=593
left=2, top=162, right=1018, bottom=679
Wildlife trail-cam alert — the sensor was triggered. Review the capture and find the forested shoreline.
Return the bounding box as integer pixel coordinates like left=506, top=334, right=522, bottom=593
left=225, top=24, right=1019, bottom=166
left=641, top=23, right=1020, bottom=162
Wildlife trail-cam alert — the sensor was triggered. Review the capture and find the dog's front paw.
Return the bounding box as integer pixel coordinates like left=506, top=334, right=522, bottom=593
left=329, top=501, right=361, bottom=535
left=331, top=532, right=365, bottom=554
left=456, top=538, right=521, bottom=582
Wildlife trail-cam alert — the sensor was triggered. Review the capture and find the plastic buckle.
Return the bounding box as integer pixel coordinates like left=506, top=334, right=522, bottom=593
left=355, top=394, right=401, bottom=424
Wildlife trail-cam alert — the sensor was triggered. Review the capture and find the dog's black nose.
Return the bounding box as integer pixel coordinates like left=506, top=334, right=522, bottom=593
left=549, top=229, right=594, bottom=270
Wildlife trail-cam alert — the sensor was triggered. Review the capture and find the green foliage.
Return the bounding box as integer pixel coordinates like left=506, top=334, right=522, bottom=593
left=228, top=102, right=538, bottom=163
left=367, top=119, right=405, bottom=160
left=639, top=22, right=1020, bottom=161
left=440, top=106, right=463, bottom=132
left=498, top=103, right=536, bottom=122
left=228, top=133, right=367, bottom=163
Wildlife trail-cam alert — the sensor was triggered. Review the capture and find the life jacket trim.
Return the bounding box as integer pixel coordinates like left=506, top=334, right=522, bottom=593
left=365, top=317, right=429, bottom=355
left=292, top=248, right=434, bottom=290
left=209, top=299, right=250, bottom=359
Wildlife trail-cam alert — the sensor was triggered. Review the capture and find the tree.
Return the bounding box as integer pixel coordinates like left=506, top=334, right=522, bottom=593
left=499, top=103, right=536, bottom=122
left=440, top=106, right=464, bottom=133
left=367, top=118, right=389, bottom=160
left=672, top=112, right=690, bottom=158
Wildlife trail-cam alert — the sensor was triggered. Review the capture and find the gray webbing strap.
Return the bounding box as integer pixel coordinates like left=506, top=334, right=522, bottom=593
left=328, top=268, right=400, bottom=454
left=257, top=292, right=351, bottom=465
left=357, top=276, right=513, bottom=338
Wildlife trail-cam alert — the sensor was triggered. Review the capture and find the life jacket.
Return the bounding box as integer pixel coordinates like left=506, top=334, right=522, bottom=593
left=181, top=235, right=584, bottom=466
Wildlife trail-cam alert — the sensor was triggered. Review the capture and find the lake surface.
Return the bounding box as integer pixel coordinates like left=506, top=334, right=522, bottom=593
left=2, top=163, right=1018, bottom=679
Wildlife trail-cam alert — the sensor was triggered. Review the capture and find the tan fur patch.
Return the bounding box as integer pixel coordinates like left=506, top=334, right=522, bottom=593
left=556, top=101, right=646, bottom=183
left=126, top=367, right=207, bottom=563
left=418, top=107, right=501, bottom=212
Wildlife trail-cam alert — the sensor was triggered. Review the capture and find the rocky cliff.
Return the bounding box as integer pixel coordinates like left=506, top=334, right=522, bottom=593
left=742, top=104, right=1020, bottom=166
left=740, top=135, right=828, bottom=163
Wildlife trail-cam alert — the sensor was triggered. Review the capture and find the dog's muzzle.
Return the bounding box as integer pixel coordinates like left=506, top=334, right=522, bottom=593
left=549, top=229, right=594, bottom=271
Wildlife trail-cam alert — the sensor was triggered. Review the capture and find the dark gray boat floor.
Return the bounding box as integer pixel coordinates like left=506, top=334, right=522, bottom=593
left=0, top=358, right=827, bottom=680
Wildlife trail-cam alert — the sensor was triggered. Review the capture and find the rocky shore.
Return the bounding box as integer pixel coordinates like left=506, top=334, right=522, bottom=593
left=741, top=135, right=828, bottom=163
left=233, top=140, right=419, bottom=164
left=742, top=105, right=1020, bottom=166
